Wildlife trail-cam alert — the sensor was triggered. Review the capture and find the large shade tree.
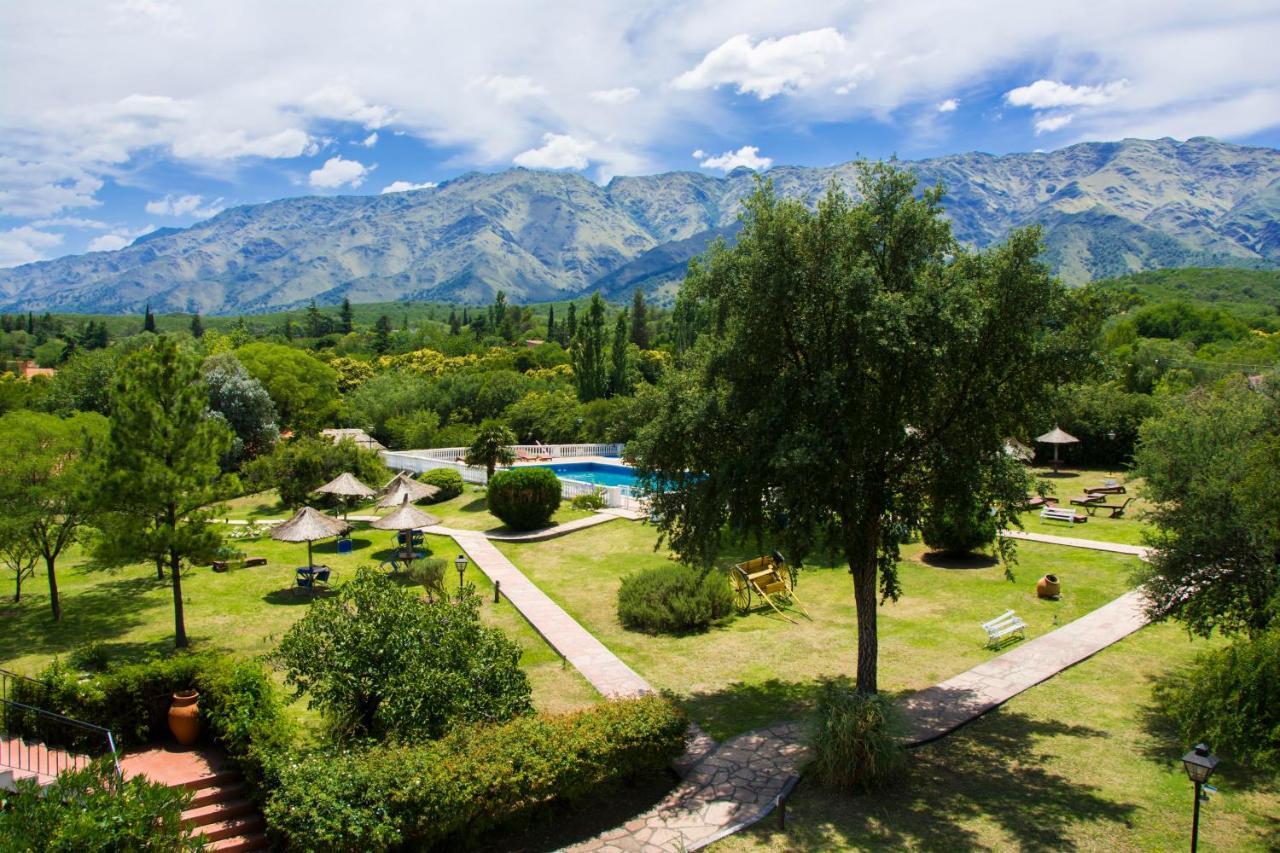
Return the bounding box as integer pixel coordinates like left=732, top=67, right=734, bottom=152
left=94, top=336, right=235, bottom=648
left=630, top=165, right=1098, bottom=693
left=0, top=410, right=106, bottom=620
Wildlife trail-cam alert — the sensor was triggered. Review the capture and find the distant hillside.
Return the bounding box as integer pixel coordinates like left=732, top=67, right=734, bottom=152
left=1093, top=267, right=1280, bottom=320
left=2, top=137, right=1278, bottom=314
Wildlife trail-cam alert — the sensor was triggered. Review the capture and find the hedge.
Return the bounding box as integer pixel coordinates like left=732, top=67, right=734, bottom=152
left=617, top=564, right=734, bottom=633
left=419, top=467, right=464, bottom=502
left=263, top=695, right=688, bottom=850
left=487, top=467, right=561, bottom=530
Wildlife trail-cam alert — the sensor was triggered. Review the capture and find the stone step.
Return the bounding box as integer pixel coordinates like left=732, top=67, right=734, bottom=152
left=207, top=831, right=270, bottom=852
left=182, top=797, right=256, bottom=828
left=180, top=770, right=242, bottom=792
left=195, top=813, right=265, bottom=843
left=188, top=780, right=249, bottom=809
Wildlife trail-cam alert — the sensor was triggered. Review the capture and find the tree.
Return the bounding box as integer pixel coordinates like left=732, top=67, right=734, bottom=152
left=1134, top=377, right=1279, bottom=638
left=42, top=349, right=119, bottom=416
left=143, top=304, right=156, bottom=334
left=464, top=421, right=516, bottom=480
left=0, top=520, right=37, bottom=603
left=630, top=289, right=649, bottom=349
left=571, top=294, right=608, bottom=402
left=190, top=313, right=204, bottom=339
left=448, top=308, right=460, bottom=336
left=275, top=569, right=531, bottom=740
left=546, top=305, right=556, bottom=343
left=373, top=315, right=392, bottom=355
left=0, top=411, right=106, bottom=621
left=202, top=353, right=280, bottom=464
left=235, top=342, right=340, bottom=432
left=565, top=302, right=577, bottom=343
left=339, top=297, right=354, bottom=334
left=242, top=435, right=389, bottom=509
left=306, top=299, right=324, bottom=338
left=93, top=337, right=235, bottom=648
left=629, top=166, right=1095, bottom=693
left=610, top=311, right=632, bottom=397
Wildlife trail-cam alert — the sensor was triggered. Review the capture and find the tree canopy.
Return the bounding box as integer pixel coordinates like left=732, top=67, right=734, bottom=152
left=235, top=342, right=339, bottom=432
left=630, top=165, right=1097, bottom=692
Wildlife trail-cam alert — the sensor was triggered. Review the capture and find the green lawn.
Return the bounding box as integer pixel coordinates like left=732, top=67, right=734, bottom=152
left=717, top=622, right=1280, bottom=852
left=497, top=520, right=1145, bottom=740
left=1019, top=466, right=1151, bottom=546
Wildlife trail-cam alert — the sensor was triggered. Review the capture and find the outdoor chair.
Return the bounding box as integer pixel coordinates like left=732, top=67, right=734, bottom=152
left=1090, top=497, right=1134, bottom=519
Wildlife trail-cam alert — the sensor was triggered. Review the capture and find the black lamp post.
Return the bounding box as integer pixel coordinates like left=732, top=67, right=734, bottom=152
left=454, top=554, right=469, bottom=592
left=1106, top=430, right=1117, bottom=477
left=1182, top=743, right=1219, bottom=852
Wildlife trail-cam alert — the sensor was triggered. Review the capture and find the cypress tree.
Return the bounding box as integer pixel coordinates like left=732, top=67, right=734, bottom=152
left=571, top=295, right=608, bottom=401
left=546, top=305, right=556, bottom=343
left=565, top=302, right=577, bottom=343
left=610, top=311, right=631, bottom=396
left=630, top=289, right=649, bottom=349
left=373, top=315, right=392, bottom=354
left=448, top=308, right=460, bottom=335
left=306, top=299, right=323, bottom=337
left=339, top=297, right=354, bottom=333
left=143, top=304, right=156, bottom=333
left=190, top=313, right=204, bottom=339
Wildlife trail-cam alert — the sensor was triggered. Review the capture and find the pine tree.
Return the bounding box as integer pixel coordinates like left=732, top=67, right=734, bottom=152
left=143, top=304, right=156, bottom=333
left=630, top=289, right=649, bottom=348
left=306, top=299, right=324, bottom=338
left=283, top=317, right=295, bottom=341
left=546, top=305, right=556, bottom=343
left=565, top=302, right=577, bottom=343
left=493, top=291, right=507, bottom=331
left=462, top=307, right=470, bottom=325
left=448, top=308, right=460, bottom=335
left=339, top=297, right=354, bottom=334
left=571, top=295, right=608, bottom=401
left=26, top=312, right=34, bottom=334
left=190, top=313, right=204, bottom=339
left=610, top=311, right=632, bottom=396
left=373, top=314, right=393, bottom=354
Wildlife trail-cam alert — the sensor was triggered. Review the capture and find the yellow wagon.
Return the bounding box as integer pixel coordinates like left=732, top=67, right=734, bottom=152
left=730, top=552, right=810, bottom=623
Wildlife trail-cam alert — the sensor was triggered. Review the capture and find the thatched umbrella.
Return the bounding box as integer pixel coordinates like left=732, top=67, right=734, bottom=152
left=270, top=506, right=350, bottom=570
left=313, top=472, right=376, bottom=519
left=1036, top=425, right=1080, bottom=470
left=376, top=472, right=440, bottom=508
left=371, top=495, right=440, bottom=532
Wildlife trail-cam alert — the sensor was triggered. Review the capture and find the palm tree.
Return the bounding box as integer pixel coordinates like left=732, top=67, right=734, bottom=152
left=465, top=423, right=516, bottom=480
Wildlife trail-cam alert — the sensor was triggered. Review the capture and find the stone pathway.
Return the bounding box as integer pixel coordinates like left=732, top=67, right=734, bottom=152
left=1001, top=529, right=1149, bottom=557
left=480, top=512, right=619, bottom=541
left=898, top=589, right=1149, bottom=745
left=567, top=722, right=810, bottom=853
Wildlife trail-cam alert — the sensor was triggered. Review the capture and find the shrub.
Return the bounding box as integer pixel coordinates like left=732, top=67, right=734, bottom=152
left=420, top=467, right=464, bottom=502
left=264, top=695, right=687, bottom=850
left=69, top=641, right=111, bottom=673
left=570, top=487, right=607, bottom=511
left=0, top=759, right=196, bottom=851
left=407, top=557, right=447, bottom=601
left=810, top=682, right=905, bottom=791
left=242, top=434, right=390, bottom=509
left=1154, top=630, right=1280, bottom=769
left=921, top=490, right=997, bottom=556
left=617, top=564, right=733, bottom=634
left=487, top=467, right=561, bottom=530
left=274, top=568, right=531, bottom=741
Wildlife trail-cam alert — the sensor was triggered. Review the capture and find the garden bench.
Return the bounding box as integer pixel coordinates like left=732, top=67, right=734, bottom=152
left=982, top=609, right=1026, bottom=647
left=1041, top=505, right=1085, bottom=524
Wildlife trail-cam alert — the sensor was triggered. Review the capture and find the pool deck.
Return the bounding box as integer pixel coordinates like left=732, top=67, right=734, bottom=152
left=508, top=454, right=627, bottom=468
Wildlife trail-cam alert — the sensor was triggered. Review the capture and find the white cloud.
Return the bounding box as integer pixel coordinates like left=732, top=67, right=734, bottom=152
left=172, top=128, right=315, bottom=160
left=380, top=180, right=437, bottom=194
left=32, top=216, right=110, bottom=230
left=691, top=149, right=706, bottom=159
left=1034, top=114, right=1074, bottom=134
left=87, top=233, right=133, bottom=252
left=144, top=193, right=224, bottom=218
left=1005, top=79, right=1129, bottom=109
left=513, top=133, right=594, bottom=170
left=470, top=74, right=547, bottom=103
left=696, top=145, right=771, bottom=172
left=673, top=29, right=851, bottom=99
left=589, top=87, right=639, bottom=104
left=937, top=98, right=959, bottom=112
left=360, top=132, right=378, bottom=147
left=308, top=155, right=371, bottom=189
left=0, top=226, right=63, bottom=267
left=303, top=83, right=394, bottom=128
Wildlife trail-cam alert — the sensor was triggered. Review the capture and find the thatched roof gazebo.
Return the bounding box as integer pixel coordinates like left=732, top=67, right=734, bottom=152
left=270, top=506, right=350, bottom=570
left=377, top=472, right=440, bottom=508
left=1035, top=425, right=1080, bottom=470
left=313, top=472, right=376, bottom=519
left=371, top=495, right=441, bottom=532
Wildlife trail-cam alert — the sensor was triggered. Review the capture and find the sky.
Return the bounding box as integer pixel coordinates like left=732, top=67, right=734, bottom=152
left=2, top=0, right=1278, bottom=267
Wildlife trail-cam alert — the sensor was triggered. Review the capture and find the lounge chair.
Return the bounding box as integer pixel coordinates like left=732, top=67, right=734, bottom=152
left=1089, top=497, right=1134, bottom=519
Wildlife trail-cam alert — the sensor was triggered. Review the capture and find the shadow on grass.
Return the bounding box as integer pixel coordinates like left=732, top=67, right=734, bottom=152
left=460, top=497, right=489, bottom=514
left=261, top=586, right=338, bottom=606
left=754, top=708, right=1138, bottom=851
left=680, top=678, right=823, bottom=742
left=0, top=573, right=171, bottom=665
left=312, top=537, right=377, bottom=555
left=919, top=552, right=1000, bottom=570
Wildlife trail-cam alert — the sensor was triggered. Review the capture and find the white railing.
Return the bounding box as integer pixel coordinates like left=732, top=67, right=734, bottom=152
left=396, top=443, right=623, bottom=463
left=380, top=452, right=489, bottom=484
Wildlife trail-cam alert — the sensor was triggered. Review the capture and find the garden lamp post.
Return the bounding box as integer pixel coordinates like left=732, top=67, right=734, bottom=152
left=455, top=554, right=469, bottom=592
left=1107, top=431, right=1117, bottom=477
left=1182, top=743, right=1219, bottom=852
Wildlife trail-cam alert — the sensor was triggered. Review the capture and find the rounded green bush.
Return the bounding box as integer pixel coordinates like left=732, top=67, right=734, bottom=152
left=617, top=564, right=734, bottom=634
left=420, top=467, right=464, bottom=502
left=487, top=467, right=561, bottom=530
left=922, top=491, right=997, bottom=556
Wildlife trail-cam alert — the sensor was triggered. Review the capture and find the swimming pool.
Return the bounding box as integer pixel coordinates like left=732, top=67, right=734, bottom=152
left=532, top=461, right=639, bottom=489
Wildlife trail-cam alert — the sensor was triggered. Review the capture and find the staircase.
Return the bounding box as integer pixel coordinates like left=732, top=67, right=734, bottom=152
left=177, top=765, right=268, bottom=851
left=0, top=733, right=95, bottom=789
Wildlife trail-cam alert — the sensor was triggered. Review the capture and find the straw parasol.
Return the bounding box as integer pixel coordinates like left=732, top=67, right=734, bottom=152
left=270, top=506, right=350, bottom=570
left=371, top=494, right=440, bottom=532
left=1035, top=425, right=1080, bottom=469
left=376, top=472, right=440, bottom=508
left=313, top=472, right=376, bottom=519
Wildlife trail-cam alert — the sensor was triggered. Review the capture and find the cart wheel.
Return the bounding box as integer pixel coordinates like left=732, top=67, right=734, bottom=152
left=731, top=572, right=751, bottom=611
left=777, top=564, right=795, bottom=592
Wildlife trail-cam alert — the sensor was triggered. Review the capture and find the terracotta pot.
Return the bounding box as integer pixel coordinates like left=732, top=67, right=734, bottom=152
left=1037, top=574, right=1061, bottom=599
left=168, top=690, right=201, bottom=746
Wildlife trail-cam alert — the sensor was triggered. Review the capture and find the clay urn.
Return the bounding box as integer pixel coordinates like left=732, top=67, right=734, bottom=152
left=1036, top=574, right=1061, bottom=599
left=168, top=689, right=201, bottom=747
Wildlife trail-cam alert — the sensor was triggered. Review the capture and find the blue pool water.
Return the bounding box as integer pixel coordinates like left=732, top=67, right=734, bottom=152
left=534, top=462, right=639, bottom=489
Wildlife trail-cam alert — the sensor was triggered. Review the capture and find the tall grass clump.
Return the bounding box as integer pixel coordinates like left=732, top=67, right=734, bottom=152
left=810, top=681, right=905, bottom=791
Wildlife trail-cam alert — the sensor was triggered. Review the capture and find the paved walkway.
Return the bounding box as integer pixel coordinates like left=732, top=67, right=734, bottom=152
left=1001, top=529, right=1149, bottom=558
left=479, top=512, right=619, bottom=542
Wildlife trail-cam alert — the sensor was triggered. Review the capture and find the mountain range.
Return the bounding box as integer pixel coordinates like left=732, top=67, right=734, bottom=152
left=2, top=136, right=1278, bottom=314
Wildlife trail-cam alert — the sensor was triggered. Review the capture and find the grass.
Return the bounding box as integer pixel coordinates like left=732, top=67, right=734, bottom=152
left=718, top=622, right=1280, bottom=852
left=1017, top=466, right=1152, bottom=546
left=0, top=525, right=599, bottom=720
left=496, top=519, right=1145, bottom=740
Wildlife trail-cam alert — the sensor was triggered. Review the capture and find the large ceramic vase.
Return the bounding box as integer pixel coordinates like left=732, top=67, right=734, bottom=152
left=1036, top=574, right=1061, bottom=599
left=168, top=690, right=201, bottom=747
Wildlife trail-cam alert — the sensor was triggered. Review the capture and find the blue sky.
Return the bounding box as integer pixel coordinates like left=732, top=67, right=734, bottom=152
left=2, top=0, right=1278, bottom=266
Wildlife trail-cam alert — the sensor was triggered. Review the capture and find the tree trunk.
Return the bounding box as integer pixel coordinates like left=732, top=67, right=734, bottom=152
left=846, top=512, right=884, bottom=694
left=44, top=555, right=60, bottom=621
left=171, top=548, right=188, bottom=648
left=155, top=558, right=165, bottom=580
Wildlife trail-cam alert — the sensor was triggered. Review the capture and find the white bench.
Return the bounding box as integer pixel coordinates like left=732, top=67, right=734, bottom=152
left=1040, top=505, right=1083, bottom=524
left=982, top=609, right=1026, bottom=647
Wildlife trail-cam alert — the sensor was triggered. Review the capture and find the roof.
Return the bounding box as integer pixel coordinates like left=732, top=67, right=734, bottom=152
left=371, top=495, right=440, bottom=530
left=269, top=506, right=350, bottom=543
left=18, top=360, right=55, bottom=380
left=320, top=428, right=386, bottom=452
left=1035, top=426, right=1080, bottom=445
left=377, top=474, right=441, bottom=507
left=313, top=472, right=376, bottom=499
